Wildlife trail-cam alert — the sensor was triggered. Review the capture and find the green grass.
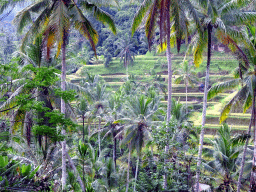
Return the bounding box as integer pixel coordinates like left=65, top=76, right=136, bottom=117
left=80, top=52, right=237, bottom=76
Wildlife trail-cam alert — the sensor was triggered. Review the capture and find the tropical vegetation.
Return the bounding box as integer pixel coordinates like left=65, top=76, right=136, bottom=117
left=0, top=0, right=256, bottom=191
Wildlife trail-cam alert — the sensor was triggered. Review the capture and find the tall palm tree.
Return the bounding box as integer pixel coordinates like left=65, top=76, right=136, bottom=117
left=207, top=24, right=256, bottom=191
left=14, top=0, right=116, bottom=189
left=131, top=1, right=200, bottom=187
left=120, top=94, right=159, bottom=192
left=102, top=91, right=125, bottom=169
left=188, top=1, right=256, bottom=190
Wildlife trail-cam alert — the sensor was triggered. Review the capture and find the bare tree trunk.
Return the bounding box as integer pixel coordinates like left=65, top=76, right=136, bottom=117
left=126, top=143, right=131, bottom=192
left=24, top=112, right=32, bottom=146
left=88, top=120, right=91, bottom=137
left=58, top=142, right=85, bottom=192
left=195, top=24, right=212, bottom=192
left=237, top=95, right=254, bottom=192
left=126, top=65, right=129, bottom=81
left=185, top=82, right=188, bottom=114
left=113, top=132, right=117, bottom=169
left=61, top=42, right=67, bottom=190
left=151, top=146, right=154, bottom=162
left=133, top=156, right=140, bottom=192
left=164, top=1, right=172, bottom=189
left=98, top=117, right=101, bottom=156
left=82, top=115, right=85, bottom=142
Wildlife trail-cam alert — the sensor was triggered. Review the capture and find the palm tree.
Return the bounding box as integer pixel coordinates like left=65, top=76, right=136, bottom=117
left=76, top=99, right=88, bottom=142
left=116, top=36, right=136, bottom=80
left=202, top=124, right=247, bottom=191
left=207, top=24, right=256, bottom=191
left=120, top=94, right=159, bottom=192
left=174, top=60, right=198, bottom=112
left=14, top=0, right=116, bottom=188
left=102, top=92, right=125, bottom=169
left=131, top=1, right=200, bottom=187
left=189, top=1, right=256, bottom=190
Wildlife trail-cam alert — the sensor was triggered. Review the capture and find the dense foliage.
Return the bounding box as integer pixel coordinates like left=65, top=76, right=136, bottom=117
left=0, top=0, right=256, bottom=191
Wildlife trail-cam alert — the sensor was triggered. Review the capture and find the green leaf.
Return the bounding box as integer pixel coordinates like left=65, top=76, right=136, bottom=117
left=29, top=165, right=40, bottom=179
left=21, top=164, right=31, bottom=177
left=0, top=156, right=8, bottom=168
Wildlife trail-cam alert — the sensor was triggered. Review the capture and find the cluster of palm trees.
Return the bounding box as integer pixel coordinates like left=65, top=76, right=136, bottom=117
left=0, top=0, right=256, bottom=191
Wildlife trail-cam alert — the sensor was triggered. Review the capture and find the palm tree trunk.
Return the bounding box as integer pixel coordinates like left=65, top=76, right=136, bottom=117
left=151, top=146, right=154, bottom=163
left=237, top=94, right=255, bottom=192
left=195, top=24, right=212, bottom=192
left=250, top=88, right=256, bottom=191
left=24, top=112, right=32, bottom=146
left=88, top=120, right=91, bottom=138
left=133, top=156, right=140, bottom=192
left=61, top=42, right=67, bottom=190
left=185, top=82, right=188, bottom=114
left=82, top=115, right=85, bottom=186
left=126, top=142, right=131, bottom=192
left=126, top=65, right=129, bottom=81
left=164, top=1, right=172, bottom=188
left=113, top=132, right=117, bottom=169
left=82, top=115, right=85, bottom=142
left=98, top=117, right=101, bottom=156
left=61, top=142, right=85, bottom=192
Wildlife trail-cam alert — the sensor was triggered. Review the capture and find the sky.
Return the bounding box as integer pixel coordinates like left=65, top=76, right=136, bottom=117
left=1, top=3, right=29, bottom=22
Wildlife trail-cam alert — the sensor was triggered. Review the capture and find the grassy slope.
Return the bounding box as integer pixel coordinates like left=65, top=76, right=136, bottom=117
left=69, top=49, right=250, bottom=133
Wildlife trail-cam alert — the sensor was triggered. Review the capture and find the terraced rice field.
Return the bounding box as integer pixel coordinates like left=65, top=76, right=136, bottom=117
left=68, top=52, right=250, bottom=137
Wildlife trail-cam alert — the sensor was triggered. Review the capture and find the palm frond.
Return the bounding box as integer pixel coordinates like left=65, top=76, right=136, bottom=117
left=171, top=0, right=182, bottom=52
left=131, top=0, right=153, bottom=36
left=220, top=85, right=248, bottom=123
left=20, top=3, right=55, bottom=52
left=207, top=79, right=240, bottom=100
left=0, top=84, right=25, bottom=113
left=71, top=4, right=98, bottom=56
left=145, top=0, right=159, bottom=49
left=193, top=30, right=207, bottom=67
left=216, top=29, right=250, bottom=68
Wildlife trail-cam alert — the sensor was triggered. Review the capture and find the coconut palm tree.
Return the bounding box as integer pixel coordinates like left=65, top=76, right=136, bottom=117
left=174, top=60, right=198, bottom=112
left=207, top=24, right=256, bottom=191
left=120, top=94, right=159, bottom=192
left=131, top=1, right=201, bottom=187
left=131, top=0, right=199, bottom=123
left=102, top=91, right=125, bottom=169
left=76, top=98, right=89, bottom=143
left=115, top=36, right=136, bottom=80
left=188, top=1, right=256, bottom=190
left=14, top=0, right=117, bottom=189
left=202, top=124, right=248, bottom=191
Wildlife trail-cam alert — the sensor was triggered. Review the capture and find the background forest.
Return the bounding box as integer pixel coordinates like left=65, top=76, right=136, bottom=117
left=0, top=0, right=256, bottom=191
